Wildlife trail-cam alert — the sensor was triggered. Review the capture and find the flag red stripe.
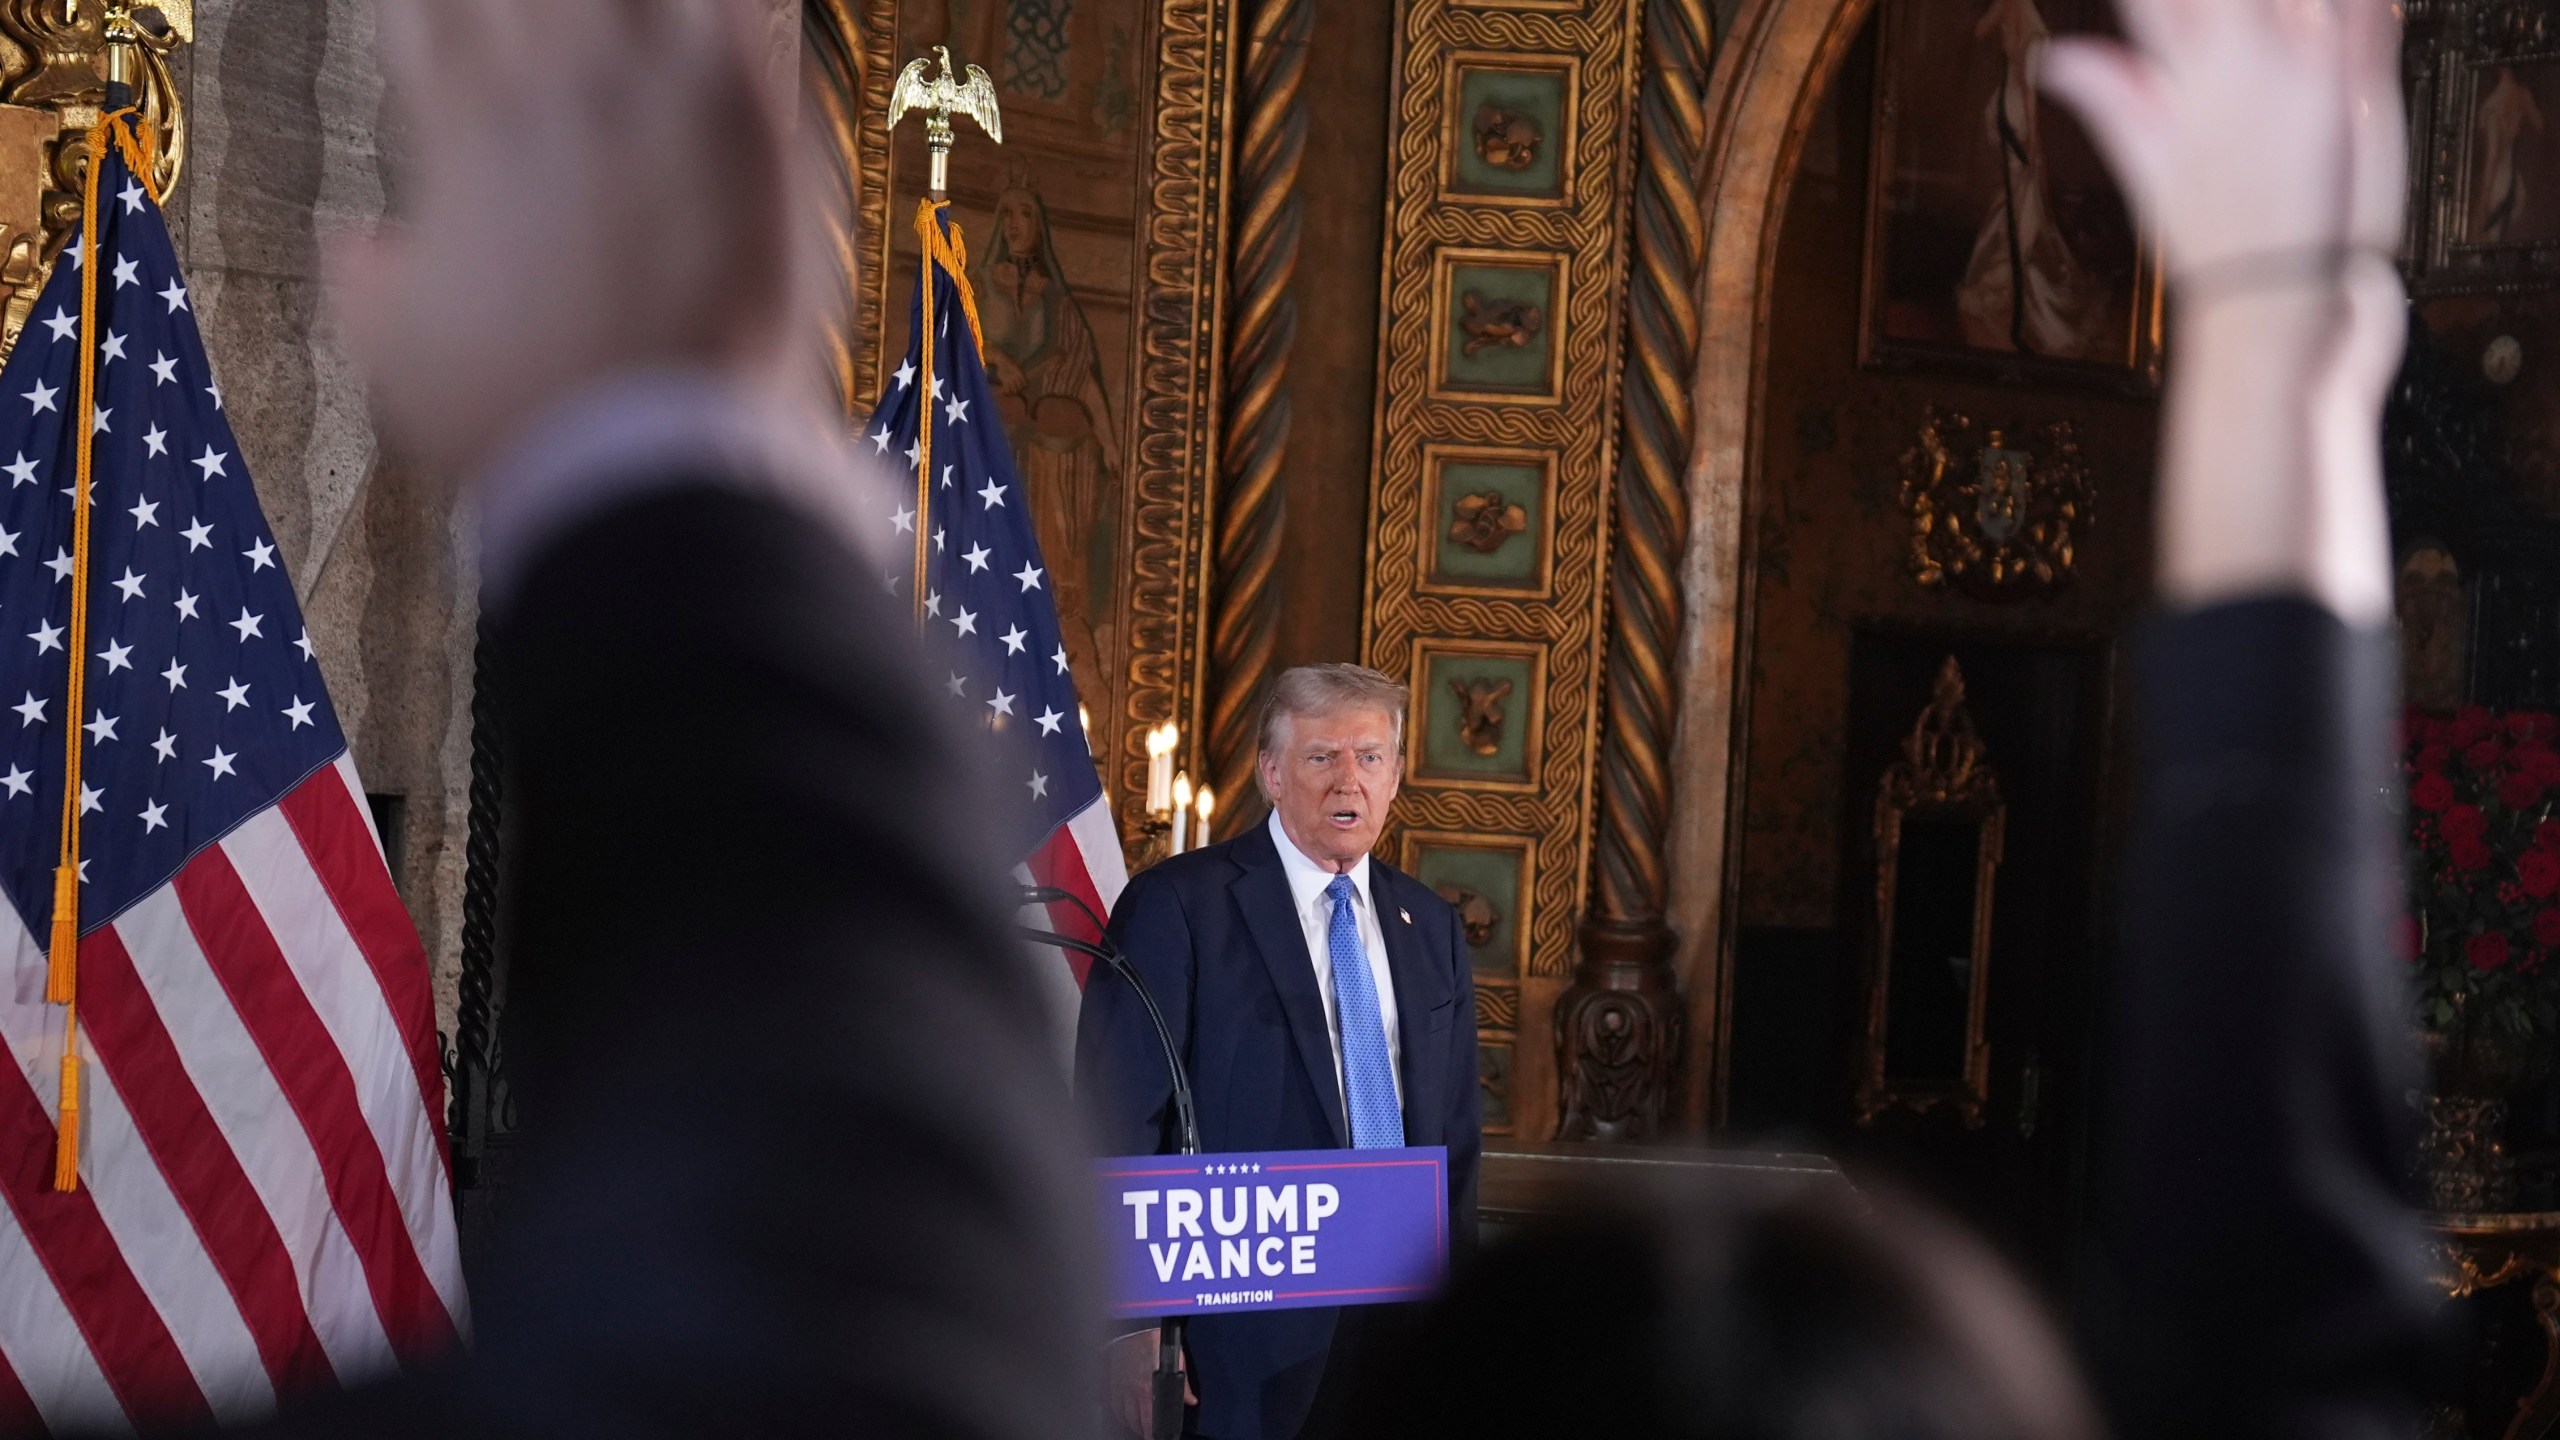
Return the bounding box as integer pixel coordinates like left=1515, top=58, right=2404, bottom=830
left=171, top=849, right=458, bottom=1362
left=0, top=1319, right=51, bottom=1439
left=79, top=925, right=337, bottom=1397
left=0, top=1065, right=211, bottom=1430
left=1028, top=825, right=1104, bottom=986
left=276, top=768, right=448, bottom=1170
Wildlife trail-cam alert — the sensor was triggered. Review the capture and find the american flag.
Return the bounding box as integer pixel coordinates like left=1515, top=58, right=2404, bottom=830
left=0, top=122, right=463, bottom=1432
left=862, top=207, right=1126, bottom=977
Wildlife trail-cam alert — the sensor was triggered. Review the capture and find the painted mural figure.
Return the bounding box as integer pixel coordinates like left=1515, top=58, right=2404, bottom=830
left=974, top=172, right=1119, bottom=699
left=1955, top=0, right=2108, bottom=361
left=2472, top=66, right=2546, bottom=243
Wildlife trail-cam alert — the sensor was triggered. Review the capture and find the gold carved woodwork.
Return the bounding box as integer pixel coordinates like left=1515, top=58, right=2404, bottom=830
left=1896, top=406, right=2094, bottom=599
left=0, top=0, right=188, bottom=362
left=1447, top=488, right=1526, bottom=554
left=1366, top=0, right=1645, bottom=1143
left=1857, top=658, right=2005, bottom=1129
left=805, top=0, right=1236, bottom=866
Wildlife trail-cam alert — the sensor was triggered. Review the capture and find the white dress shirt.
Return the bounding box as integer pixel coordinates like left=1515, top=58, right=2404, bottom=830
left=1267, top=809, right=1403, bottom=1113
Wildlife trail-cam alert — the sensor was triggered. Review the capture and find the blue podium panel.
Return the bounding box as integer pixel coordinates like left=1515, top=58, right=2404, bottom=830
left=1095, top=1147, right=1450, bottom=1318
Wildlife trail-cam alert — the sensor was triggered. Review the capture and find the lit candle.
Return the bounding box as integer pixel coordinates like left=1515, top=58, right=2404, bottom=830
left=1146, top=725, right=1174, bottom=813
left=1195, top=784, right=1215, bottom=844
left=1079, top=706, right=1091, bottom=745
left=1171, top=773, right=1193, bottom=854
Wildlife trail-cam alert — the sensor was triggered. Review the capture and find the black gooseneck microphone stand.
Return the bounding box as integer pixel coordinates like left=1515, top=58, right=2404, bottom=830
left=1020, top=885, right=1196, bottom=1440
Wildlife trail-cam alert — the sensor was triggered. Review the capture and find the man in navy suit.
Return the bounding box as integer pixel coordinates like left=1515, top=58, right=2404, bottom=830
left=1078, top=664, right=1482, bottom=1440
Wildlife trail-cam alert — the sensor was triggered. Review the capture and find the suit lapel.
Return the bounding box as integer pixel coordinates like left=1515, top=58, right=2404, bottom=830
left=1230, top=825, right=1350, bottom=1146
left=1374, top=863, right=1446, bottom=1138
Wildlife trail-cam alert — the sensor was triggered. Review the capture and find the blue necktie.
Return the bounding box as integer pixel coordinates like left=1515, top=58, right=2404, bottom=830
left=1326, top=874, right=1403, bottom=1148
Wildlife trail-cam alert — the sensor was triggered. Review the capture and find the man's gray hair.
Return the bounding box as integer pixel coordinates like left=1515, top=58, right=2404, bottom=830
left=1255, top=663, right=1410, bottom=755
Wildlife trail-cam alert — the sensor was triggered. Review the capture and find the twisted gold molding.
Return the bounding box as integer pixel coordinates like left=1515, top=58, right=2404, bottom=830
left=1204, top=0, right=1309, bottom=841
left=1557, top=0, right=1713, bottom=1143
left=802, top=1, right=1234, bottom=857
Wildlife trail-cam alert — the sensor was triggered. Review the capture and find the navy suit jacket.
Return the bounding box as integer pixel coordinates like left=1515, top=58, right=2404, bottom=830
left=1077, top=820, right=1481, bottom=1440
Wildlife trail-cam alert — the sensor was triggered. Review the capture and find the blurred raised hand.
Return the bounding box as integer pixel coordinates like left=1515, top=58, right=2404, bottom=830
left=333, top=0, right=818, bottom=487
left=2042, top=0, right=2407, bottom=624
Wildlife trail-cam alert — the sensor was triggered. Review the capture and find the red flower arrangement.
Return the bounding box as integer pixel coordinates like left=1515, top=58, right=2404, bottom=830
left=2406, top=705, right=2560, bottom=1044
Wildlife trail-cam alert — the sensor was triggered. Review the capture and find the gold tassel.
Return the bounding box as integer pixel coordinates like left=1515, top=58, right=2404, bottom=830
left=44, top=864, right=75, bottom=1002
left=52, top=1019, right=78, bottom=1193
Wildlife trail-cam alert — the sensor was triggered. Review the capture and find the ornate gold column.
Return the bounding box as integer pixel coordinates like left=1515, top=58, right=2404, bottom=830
left=1555, top=0, right=1713, bottom=1142
left=1203, top=0, right=1310, bottom=840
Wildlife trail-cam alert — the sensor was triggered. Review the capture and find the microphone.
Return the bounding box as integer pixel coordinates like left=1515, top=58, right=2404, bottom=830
left=1019, top=889, right=1200, bottom=1159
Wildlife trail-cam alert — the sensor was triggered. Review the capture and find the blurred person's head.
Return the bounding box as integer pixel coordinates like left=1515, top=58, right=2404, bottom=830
left=1334, top=1182, right=2099, bottom=1440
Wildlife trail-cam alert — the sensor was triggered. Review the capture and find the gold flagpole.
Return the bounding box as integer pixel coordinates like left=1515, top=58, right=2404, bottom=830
left=887, top=48, right=1000, bottom=626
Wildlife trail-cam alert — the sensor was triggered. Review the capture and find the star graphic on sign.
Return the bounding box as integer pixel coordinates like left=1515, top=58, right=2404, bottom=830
left=946, top=672, right=968, bottom=697
left=1035, top=707, right=1064, bottom=736
left=989, top=689, right=1016, bottom=718
left=1000, top=625, right=1028, bottom=655
left=27, top=619, right=61, bottom=654
left=142, top=424, right=167, bottom=458
left=230, top=608, right=264, bottom=642
left=139, top=799, right=167, bottom=833
left=204, top=746, right=237, bottom=779
left=294, top=629, right=315, bottom=662
left=1029, top=771, right=1050, bottom=799
left=119, top=178, right=145, bottom=214
left=282, top=697, right=315, bottom=729
left=952, top=607, right=978, bottom=637
left=160, top=658, right=185, bottom=691
left=0, top=765, right=28, bottom=798
left=43, top=547, right=71, bottom=582
left=871, top=425, right=891, bottom=454
left=12, top=693, right=42, bottom=726
left=150, top=729, right=176, bottom=762
left=99, top=330, right=127, bottom=365
left=113, top=254, right=139, bottom=289
left=159, top=277, right=189, bottom=313
left=1052, top=644, right=1071, bottom=675
left=979, top=479, right=1007, bottom=509
left=180, top=518, right=211, bottom=551
left=174, top=588, right=200, bottom=620
left=77, top=782, right=101, bottom=814
left=25, top=379, right=57, bottom=414
left=97, top=639, right=131, bottom=673
left=890, top=505, right=915, bottom=535
left=243, top=539, right=275, bottom=571
left=195, top=446, right=229, bottom=480
left=894, top=357, right=916, bottom=390
left=217, top=677, right=251, bottom=711
left=943, top=395, right=970, bottom=425
left=112, top=567, right=145, bottom=601
left=962, top=543, right=991, bottom=573
left=149, top=352, right=177, bottom=386
left=1014, top=563, right=1044, bottom=592
left=129, top=497, right=158, bottom=528
left=83, top=710, right=117, bottom=745
left=4, top=454, right=35, bottom=486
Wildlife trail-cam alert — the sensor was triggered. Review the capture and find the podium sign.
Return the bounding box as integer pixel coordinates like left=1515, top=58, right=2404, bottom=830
left=1095, top=1147, right=1450, bottom=1318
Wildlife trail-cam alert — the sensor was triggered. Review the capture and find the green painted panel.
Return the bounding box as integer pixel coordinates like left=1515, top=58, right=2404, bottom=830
left=1478, top=1042, right=1514, bottom=1134
left=1413, top=844, right=1525, bottom=978
left=1443, top=263, right=1554, bottom=395
left=1454, top=67, right=1565, bottom=199
left=1420, top=650, right=1535, bottom=781
left=1432, top=459, right=1545, bottom=587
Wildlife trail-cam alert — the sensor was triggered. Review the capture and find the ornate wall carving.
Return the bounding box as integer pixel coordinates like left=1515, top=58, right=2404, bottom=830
left=1367, top=0, right=1646, bottom=1141
left=805, top=0, right=1232, bottom=860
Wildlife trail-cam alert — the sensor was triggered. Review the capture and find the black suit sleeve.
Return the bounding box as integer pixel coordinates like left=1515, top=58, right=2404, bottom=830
left=248, top=484, right=1099, bottom=1440
left=1441, top=900, right=1481, bottom=1253
left=2097, top=599, right=2437, bottom=1439
left=1076, top=866, right=1196, bottom=1158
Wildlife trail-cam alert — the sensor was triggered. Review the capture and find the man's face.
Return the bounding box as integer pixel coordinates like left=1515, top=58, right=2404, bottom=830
left=1259, top=706, right=1403, bottom=873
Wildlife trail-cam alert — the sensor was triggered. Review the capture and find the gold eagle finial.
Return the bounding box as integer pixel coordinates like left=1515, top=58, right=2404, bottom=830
left=890, top=47, right=1002, bottom=197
